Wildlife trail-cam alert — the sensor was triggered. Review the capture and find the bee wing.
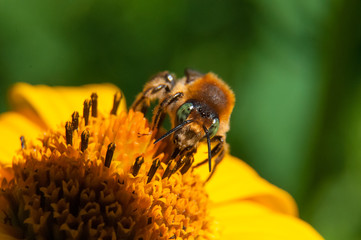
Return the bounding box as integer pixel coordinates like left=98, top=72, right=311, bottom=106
left=184, top=68, right=204, bottom=84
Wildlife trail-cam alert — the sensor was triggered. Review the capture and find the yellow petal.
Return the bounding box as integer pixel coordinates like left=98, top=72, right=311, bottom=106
left=194, top=145, right=297, bottom=216
left=8, top=83, right=126, bottom=130
left=0, top=112, right=43, bottom=165
left=211, top=200, right=324, bottom=240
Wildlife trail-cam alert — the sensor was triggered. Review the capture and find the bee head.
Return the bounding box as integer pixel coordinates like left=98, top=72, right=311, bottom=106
left=176, top=100, right=219, bottom=136
left=162, top=100, right=217, bottom=151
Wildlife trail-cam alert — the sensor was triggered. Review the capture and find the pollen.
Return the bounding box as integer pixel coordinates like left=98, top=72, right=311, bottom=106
left=0, top=93, right=214, bottom=239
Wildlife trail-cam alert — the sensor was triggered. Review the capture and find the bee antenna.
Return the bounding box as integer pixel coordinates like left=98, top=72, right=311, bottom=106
left=203, top=126, right=212, bottom=172
left=154, top=119, right=193, bottom=144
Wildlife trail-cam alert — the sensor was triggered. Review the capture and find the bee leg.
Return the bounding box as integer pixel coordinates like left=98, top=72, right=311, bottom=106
left=193, top=136, right=224, bottom=168
left=170, top=147, right=181, bottom=159
left=151, top=92, right=183, bottom=131
left=131, top=72, right=175, bottom=114
left=191, top=135, right=226, bottom=183
left=204, top=149, right=225, bottom=183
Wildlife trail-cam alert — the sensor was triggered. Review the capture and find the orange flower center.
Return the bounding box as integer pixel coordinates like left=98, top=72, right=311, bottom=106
left=0, top=93, right=214, bottom=239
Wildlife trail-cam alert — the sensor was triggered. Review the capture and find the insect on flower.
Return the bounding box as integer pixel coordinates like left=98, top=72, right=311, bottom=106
left=131, top=69, right=235, bottom=181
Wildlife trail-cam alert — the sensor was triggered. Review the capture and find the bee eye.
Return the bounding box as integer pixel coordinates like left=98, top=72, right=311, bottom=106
left=176, top=102, right=194, bottom=123
left=208, top=118, right=219, bottom=138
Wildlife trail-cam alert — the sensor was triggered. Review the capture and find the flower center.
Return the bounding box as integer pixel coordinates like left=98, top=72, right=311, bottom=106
left=0, top=92, right=214, bottom=239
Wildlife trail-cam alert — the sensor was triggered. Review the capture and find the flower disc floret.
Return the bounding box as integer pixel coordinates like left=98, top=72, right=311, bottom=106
left=0, top=94, right=213, bottom=240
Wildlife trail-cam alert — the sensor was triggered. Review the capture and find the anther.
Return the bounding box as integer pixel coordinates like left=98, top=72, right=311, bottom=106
left=137, top=132, right=151, bottom=138
left=110, top=91, right=122, bottom=115
left=132, top=156, right=144, bottom=177
left=104, top=143, right=116, bottom=168
left=180, top=157, right=194, bottom=175
left=83, top=99, right=92, bottom=126
left=71, top=111, right=79, bottom=130
left=65, top=121, right=73, bottom=146
left=81, top=130, right=89, bottom=152
left=162, top=160, right=175, bottom=179
left=20, top=136, right=26, bottom=149
left=91, top=93, right=98, bottom=117
left=147, top=158, right=160, bottom=183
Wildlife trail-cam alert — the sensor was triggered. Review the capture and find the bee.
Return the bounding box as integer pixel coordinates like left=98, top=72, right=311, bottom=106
left=131, top=69, right=235, bottom=181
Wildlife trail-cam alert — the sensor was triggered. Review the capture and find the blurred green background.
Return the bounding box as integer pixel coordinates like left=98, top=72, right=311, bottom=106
left=0, top=0, right=360, bottom=239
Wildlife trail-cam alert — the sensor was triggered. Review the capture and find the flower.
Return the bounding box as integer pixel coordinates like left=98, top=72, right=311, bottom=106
left=0, top=83, right=323, bottom=239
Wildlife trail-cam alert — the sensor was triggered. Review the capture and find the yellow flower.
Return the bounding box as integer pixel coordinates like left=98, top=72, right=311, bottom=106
left=0, top=83, right=323, bottom=240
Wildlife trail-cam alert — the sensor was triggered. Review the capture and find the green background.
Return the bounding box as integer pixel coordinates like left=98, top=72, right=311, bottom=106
left=0, top=1, right=360, bottom=239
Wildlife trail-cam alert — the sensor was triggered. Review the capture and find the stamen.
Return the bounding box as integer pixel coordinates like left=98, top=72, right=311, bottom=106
left=83, top=99, right=92, bottom=126
left=91, top=93, right=98, bottom=117
left=81, top=130, right=89, bottom=152
left=147, top=158, right=160, bottom=183
left=162, top=160, right=175, bottom=179
left=71, top=111, right=79, bottom=130
left=137, top=132, right=151, bottom=138
left=132, top=156, right=144, bottom=177
left=20, top=136, right=26, bottom=149
left=3, top=108, right=213, bottom=239
left=110, top=91, right=122, bottom=115
left=65, top=121, right=73, bottom=146
left=104, top=143, right=116, bottom=168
